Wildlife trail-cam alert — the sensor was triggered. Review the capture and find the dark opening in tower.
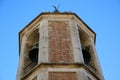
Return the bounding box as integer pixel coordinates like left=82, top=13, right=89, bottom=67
left=78, top=27, right=96, bottom=71
left=23, top=29, right=39, bottom=75
left=82, top=46, right=91, bottom=64
left=29, top=42, right=39, bottom=64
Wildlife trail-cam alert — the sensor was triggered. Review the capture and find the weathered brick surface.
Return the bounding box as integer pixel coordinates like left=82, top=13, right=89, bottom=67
left=48, top=21, right=73, bottom=62
left=49, top=72, right=77, bottom=80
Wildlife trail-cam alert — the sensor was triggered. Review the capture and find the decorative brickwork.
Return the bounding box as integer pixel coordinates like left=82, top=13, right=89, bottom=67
left=49, top=72, right=77, bottom=80
left=48, top=21, right=73, bottom=62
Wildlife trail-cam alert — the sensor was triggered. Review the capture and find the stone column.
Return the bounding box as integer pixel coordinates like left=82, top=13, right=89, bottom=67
left=38, top=69, right=48, bottom=80
left=70, top=19, right=84, bottom=63
left=17, top=35, right=27, bottom=80
left=38, top=19, right=49, bottom=64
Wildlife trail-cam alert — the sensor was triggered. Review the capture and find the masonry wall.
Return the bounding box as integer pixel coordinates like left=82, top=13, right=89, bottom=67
left=18, top=13, right=104, bottom=80
left=48, top=21, right=73, bottom=63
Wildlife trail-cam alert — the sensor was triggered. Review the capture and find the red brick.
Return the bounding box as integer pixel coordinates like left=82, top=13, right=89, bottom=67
left=48, top=21, right=73, bottom=63
left=49, top=72, right=77, bottom=80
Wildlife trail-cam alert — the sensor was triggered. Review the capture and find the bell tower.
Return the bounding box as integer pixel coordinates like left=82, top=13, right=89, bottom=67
left=17, top=12, right=104, bottom=80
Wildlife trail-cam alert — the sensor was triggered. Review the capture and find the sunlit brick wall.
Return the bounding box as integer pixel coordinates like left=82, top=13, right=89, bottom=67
left=49, top=72, right=77, bottom=80
left=48, top=21, right=73, bottom=63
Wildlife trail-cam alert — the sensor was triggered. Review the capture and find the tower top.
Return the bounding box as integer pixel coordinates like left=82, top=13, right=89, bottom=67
left=17, top=11, right=104, bottom=80
left=19, top=12, right=96, bottom=41
left=19, top=12, right=96, bottom=55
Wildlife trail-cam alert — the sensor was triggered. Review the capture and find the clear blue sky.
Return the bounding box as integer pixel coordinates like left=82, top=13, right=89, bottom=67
left=0, top=0, right=120, bottom=80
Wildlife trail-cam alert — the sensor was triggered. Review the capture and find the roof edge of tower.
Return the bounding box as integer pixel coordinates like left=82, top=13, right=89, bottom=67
left=19, top=11, right=96, bottom=42
left=19, top=12, right=96, bottom=55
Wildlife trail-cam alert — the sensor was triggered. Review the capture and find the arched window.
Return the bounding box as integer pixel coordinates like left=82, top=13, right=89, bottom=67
left=23, top=29, right=39, bottom=75
left=78, top=27, right=96, bottom=71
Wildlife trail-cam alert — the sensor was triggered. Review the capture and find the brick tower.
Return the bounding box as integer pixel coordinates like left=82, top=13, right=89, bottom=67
left=17, top=12, right=104, bottom=80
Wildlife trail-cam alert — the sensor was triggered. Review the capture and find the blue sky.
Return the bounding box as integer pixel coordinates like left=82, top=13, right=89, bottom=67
left=0, top=0, right=120, bottom=80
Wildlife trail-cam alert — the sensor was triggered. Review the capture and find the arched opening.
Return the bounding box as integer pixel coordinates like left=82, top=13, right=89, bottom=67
left=23, top=29, right=39, bottom=74
left=78, top=28, right=96, bottom=71
left=82, top=47, right=91, bottom=64
left=29, top=42, right=39, bottom=64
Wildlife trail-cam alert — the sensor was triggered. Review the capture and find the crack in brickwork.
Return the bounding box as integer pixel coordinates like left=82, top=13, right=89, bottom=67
left=48, top=21, right=73, bottom=63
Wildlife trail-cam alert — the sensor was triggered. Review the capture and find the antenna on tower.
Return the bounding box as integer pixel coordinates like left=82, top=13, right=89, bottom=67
left=52, top=4, right=60, bottom=12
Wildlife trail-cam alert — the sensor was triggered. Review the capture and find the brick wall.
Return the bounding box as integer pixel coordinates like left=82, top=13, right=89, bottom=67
left=48, top=21, right=73, bottom=63
left=49, top=72, right=77, bottom=80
